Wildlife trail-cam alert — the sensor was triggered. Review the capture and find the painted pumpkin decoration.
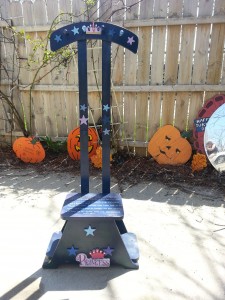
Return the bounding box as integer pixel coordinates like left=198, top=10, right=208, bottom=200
left=67, top=127, right=98, bottom=160
left=148, top=125, right=192, bottom=165
left=13, top=137, right=45, bottom=163
left=91, top=146, right=112, bottom=168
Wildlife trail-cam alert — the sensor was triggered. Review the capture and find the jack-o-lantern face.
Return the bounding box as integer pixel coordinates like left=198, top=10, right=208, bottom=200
left=148, top=125, right=192, bottom=165
left=67, top=127, right=98, bottom=160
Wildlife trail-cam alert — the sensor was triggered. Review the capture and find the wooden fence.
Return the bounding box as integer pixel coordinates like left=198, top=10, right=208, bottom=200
left=0, top=0, right=225, bottom=155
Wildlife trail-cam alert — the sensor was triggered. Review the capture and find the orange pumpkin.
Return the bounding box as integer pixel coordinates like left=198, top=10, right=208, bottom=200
left=91, top=146, right=112, bottom=168
left=148, top=125, right=192, bottom=165
left=13, top=137, right=45, bottom=163
left=67, top=127, right=98, bottom=160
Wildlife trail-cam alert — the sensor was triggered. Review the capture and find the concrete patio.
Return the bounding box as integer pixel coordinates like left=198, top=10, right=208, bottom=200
left=0, top=167, right=225, bottom=300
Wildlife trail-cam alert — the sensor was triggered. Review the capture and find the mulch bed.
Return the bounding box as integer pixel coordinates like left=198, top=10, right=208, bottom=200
left=1, top=147, right=225, bottom=194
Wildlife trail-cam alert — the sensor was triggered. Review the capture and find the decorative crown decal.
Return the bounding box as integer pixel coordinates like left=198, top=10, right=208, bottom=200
left=89, top=248, right=105, bottom=259
left=86, top=22, right=102, bottom=35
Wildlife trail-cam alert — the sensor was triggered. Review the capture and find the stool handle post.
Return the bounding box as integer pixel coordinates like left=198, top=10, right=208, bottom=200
left=102, top=40, right=111, bottom=194
left=78, top=40, right=89, bottom=194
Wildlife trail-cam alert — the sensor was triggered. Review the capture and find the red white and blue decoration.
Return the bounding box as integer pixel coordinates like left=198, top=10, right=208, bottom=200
left=193, top=94, right=225, bottom=154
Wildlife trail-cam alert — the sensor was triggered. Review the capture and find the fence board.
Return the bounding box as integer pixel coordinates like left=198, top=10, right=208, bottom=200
left=44, top=91, right=57, bottom=136
left=66, top=46, right=78, bottom=85
left=148, top=92, right=161, bottom=138
left=9, top=1, right=23, bottom=26
left=189, top=0, right=213, bottom=130
left=149, top=0, right=167, bottom=142
left=22, top=0, right=35, bottom=27
left=174, top=93, right=189, bottom=131
left=192, top=0, right=213, bottom=85
left=123, top=0, right=138, bottom=149
left=205, top=0, right=225, bottom=100
left=46, top=0, right=59, bottom=24
left=99, top=0, right=112, bottom=21
left=65, top=91, right=79, bottom=132
left=188, top=92, right=204, bottom=130
left=59, top=0, right=72, bottom=14
left=163, top=0, right=182, bottom=129
left=9, top=0, right=26, bottom=94
left=54, top=91, right=67, bottom=137
left=86, top=0, right=100, bottom=88
left=0, top=27, right=7, bottom=82
left=162, top=92, right=176, bottom=126
left=0, top=0, right=10, bottom=19
left=11, top=88, right=23, bottom=132
left=33, top=0, right=48, bottom=26
left=35, top=31, right=52, bottom=84
left=136, top=27, right=151, bottom=144
left=111, top=90, right=123, bottom=145
left=140, top=0, right=154, bottom=19
left=1, top=0, right=225, bottom=154
left=135, top=0, right=153, bottom=155
left=178, top=0, right=197, bottom=131
left=32, top=91, right=46, bottom=136
left=9, top=1, right=26, bottom=131
left=20, top=90, right=34, bottom=134
left=111, top=0, right=124, bottom=84
left=72, top=0, right=85, bottom=21
left=0, top=85, right=10, bottom=131
left=111, top=3, right=124, bottom=146
left=88, top=92, right=102, bottom=125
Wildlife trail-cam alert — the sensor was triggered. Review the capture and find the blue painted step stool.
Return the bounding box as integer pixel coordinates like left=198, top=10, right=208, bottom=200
left=42, top=22, right=139, bottom=269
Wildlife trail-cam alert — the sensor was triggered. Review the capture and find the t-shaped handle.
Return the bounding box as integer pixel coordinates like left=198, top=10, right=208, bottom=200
left=50, top=21, right=138, bottom=53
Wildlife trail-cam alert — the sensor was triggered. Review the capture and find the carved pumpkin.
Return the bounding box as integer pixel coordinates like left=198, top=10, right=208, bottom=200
left=67, top=127, right=98, bottom=160
left=148, top=125, right=192, bottom=165
left=13, top=137, right=45, bottom=163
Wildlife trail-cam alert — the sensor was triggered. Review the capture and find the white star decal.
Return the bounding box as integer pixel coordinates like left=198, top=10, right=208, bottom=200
left=127, top=36, right=135, bottom=45
left=80, top=115, right=88, bottom=125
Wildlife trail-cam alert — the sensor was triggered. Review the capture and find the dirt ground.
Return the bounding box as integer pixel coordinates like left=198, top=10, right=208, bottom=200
left=1, top=146, right=225, bottom=195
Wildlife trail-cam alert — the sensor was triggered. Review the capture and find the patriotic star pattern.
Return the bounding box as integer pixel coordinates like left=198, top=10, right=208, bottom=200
left=51, top=22, right=137, bottom=54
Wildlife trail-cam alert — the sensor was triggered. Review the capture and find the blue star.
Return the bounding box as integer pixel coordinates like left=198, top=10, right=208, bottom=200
left=67, top=245, right=79, bottom=256
left=103, top=104, right=110, bottom=112
left=80, top=104, right=87, bottom=111
left=109, top=29, right=115, bottom=36
left=103, top=115, right=110, bottom=124
left=54, top=34, right=62, bottom=43
left=103, top=128, right=110, bottom=135
left=71, top=26, right=79, bottom=35
left=80, top=115, right=88, bottom=125
left=84, top=225, right=96, bottom=236
left=103, top=246, right=114, bottom=256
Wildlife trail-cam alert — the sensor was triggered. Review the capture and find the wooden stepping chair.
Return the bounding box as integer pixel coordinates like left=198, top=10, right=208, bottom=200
left=42, top=22, right=139, bottom=269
